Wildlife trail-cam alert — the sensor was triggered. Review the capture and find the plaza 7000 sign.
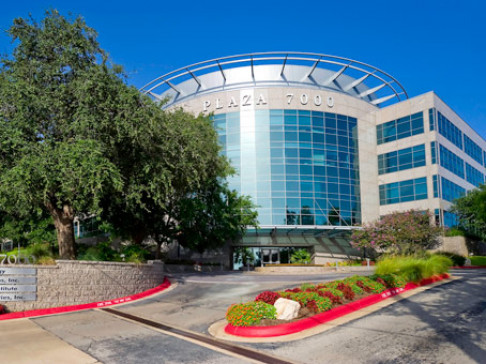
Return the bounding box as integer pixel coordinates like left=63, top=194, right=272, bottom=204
left=203, top=93, right=335, bottom=111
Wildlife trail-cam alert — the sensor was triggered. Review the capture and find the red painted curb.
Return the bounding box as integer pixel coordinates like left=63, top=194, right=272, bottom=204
left=0, top=277, right=171, bottom=321
left=224, top=274, right=450, bottom=338
left=451, top=266, right=486, bottom=269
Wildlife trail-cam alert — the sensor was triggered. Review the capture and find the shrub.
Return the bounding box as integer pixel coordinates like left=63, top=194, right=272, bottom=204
left=226, top=301, right=277, bottom=326
left=36, top=256, right=56, bottom=265
left=308, top=297, right=332, bottom=313
left=371, top=274, right=407, bottom=288
left=285, top=292, right=332, bottom=313
left=375, top=255, right=452, bottom=283
left=341, top=278, right=365, bottom=295
left=289, top=292, right=319, bottom=306
left=317, top=289, right=342, bottom=304
left=290, top=249, right=311, bottom=264
left=300, top=283, right=316, bottom=291
left=470, top=256, right=486, bottom=266
left=436, top=252, right=466, bottom=266
left=0, top=304, right=5, bottom=315
left=255, top=291, right=281, bottom=305
left=77, top=241, right=118, bottom=261
left=120, top=244, right=150, bottom=263
left=423, top=255, right=452, bottom=277
left=335, top=283, right=355, bottom=300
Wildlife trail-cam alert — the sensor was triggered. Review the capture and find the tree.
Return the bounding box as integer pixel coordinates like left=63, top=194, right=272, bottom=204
left=97, top=107, right=255, bottom=257
left=176, top=179, right=258, bottom=254
left=0, top=11, right=131, bottom=258
left=351, top=210, right=443, bottom=255
left=0, top=209, right=56, bottom=248
left=451, top=184, right=486, bottom=239
left=0, top=10, right=258, bottom=260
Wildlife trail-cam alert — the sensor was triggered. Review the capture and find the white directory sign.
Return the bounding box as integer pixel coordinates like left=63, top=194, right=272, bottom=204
left=0, top=267, right=37, bottom=301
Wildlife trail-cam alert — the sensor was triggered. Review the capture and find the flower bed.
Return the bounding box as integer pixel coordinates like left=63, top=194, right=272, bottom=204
left=224, top=273, right=450, bottom=337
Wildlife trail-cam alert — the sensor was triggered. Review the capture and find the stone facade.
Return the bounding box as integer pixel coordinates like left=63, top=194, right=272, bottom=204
left=2, top=260, right=165, bottom=312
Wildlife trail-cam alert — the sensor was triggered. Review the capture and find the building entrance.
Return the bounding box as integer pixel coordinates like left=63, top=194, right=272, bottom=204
left=232, top=246, right=298, bottom=270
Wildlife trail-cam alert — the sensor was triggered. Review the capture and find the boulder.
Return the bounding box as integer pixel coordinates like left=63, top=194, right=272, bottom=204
left=274, top=298, right=300, bottom=320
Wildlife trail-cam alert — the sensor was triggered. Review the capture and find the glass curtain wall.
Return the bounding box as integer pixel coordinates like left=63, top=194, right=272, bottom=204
left=212, top=109, right=361, bottom=227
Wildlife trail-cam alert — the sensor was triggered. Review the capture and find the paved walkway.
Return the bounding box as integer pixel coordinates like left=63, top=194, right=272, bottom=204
left=1, top=319, right=99, bottom=364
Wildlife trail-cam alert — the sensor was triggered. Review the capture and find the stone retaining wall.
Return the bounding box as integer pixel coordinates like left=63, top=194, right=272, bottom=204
left=1, top=260, right=165, bottom=312
left=254, top=265, right=374, bottom=274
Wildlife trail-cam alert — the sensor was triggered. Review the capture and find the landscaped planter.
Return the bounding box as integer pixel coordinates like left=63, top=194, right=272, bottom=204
left=224, top=273, right=450, bottom=338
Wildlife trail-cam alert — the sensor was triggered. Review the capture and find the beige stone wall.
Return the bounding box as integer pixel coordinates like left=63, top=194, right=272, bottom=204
left=433, top=236, right=469, bottom=257
left=2, top=260, right=165, bottom=312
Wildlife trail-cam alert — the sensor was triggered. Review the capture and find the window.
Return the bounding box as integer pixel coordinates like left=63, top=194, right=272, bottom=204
left=440, top=177, right=466, bottom=202
left=464, top=135, right=483, bottom=165
left=466, top=162, right=484, bottom=187
left=376, top=112, right=424, bottom=144
left=429, top=108, right=436, bottom=131
left=431, top=141, right=437, bottom=164
left=379, top=177, right=428, bottom=205
left=439, top=144, right=464, bottom=178
left=437, top=111, right=463, bottom=149
left=378, top=144, right=426, bottom=174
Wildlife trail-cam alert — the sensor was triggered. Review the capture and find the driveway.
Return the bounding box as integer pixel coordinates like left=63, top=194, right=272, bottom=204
left=2, top=269, right=485, bottom=363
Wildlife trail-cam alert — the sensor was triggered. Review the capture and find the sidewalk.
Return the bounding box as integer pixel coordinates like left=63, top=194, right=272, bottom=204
left=1, top=318, right=99, bottom=364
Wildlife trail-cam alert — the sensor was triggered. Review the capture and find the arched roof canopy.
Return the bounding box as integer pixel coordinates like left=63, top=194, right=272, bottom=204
left=141, top=52, right=408, bottom=108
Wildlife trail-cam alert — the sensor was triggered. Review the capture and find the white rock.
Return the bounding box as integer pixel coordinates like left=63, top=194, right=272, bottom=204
left=274, top=298, right=301, bottom=320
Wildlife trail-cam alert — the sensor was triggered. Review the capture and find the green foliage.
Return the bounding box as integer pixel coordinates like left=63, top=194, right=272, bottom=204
left=119, top=244, right=149, bottom=263
left=342, top=276, right=386, bottom=294
left=317, top=287, right=344, bottom=298
left=0, top=211, right=56, bottom=248
left=233, top=247, right=255, bottom=266
left=77, top=241, right=118, bottom=262
left=0, top=10, right=258, bottom=259
left=374, top=255, right=452, bottom=283
left=370, top=273, right=407, bottom=288
left=300, top=283, right=316, bottom=291
left=445, top=228, right=466, bottom=237
left=77, top=241, right=149, bottom=263
left=176, top=181, right=258, bottom=254
left=226, top=301, right=277, bottom=326
left=351, top=210, right=443, bottom=255
left=290, top=249, right=311, bottom=264
left=436, top=252, right=466, bottom=266
left=451, top=184, right=486, bottom=240
left=470, top=256, right=486, bottom=266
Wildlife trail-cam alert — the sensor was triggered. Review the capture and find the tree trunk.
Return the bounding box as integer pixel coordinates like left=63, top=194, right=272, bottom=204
left=46, top=202, right=76, bottom=260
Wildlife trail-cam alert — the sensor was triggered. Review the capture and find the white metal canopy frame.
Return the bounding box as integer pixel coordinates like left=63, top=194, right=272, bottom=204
left=141, top=52, right=408, bottom=108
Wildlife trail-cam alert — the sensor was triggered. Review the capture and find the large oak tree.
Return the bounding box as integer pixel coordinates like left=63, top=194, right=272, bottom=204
left=0, top=10, right=257, bottom=259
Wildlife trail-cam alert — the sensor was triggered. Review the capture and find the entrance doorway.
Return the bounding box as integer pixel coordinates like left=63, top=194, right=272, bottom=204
left=232, top=246, right=299, bottom=270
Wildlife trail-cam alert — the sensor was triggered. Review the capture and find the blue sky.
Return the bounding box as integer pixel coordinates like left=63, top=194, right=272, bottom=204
left=1, top=1, right=485, bottom=137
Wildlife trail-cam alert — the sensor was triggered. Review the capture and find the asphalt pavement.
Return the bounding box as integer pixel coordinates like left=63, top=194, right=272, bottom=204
left=1, top=269, right=485, bottom=364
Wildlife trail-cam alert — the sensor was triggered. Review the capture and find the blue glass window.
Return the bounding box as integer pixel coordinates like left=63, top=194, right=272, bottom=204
left=440, top=177, right=466, bottom=202
left=437, top=111, right=463, bottom=149
left=378, top=144, right=426, bottom=175
left=379, top=177, right=428, bottom=205
left=466, top=162, right=484, bottom=187
left=212, top=109, right=361, bottom=227
left=439, top=144, right=465, bottom=178
left=464, top=135, right=483, bottom=165
left=433, top=175, right=439, bottom=198
left=429, top=108, right=436, bottom=131
left=431, top=141, right=437, bottom=164
left=376, top=112, right=424, bottom=144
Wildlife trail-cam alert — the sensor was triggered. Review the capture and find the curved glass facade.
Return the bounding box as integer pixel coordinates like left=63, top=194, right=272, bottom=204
left=212, top=109, right=360, bottom=227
